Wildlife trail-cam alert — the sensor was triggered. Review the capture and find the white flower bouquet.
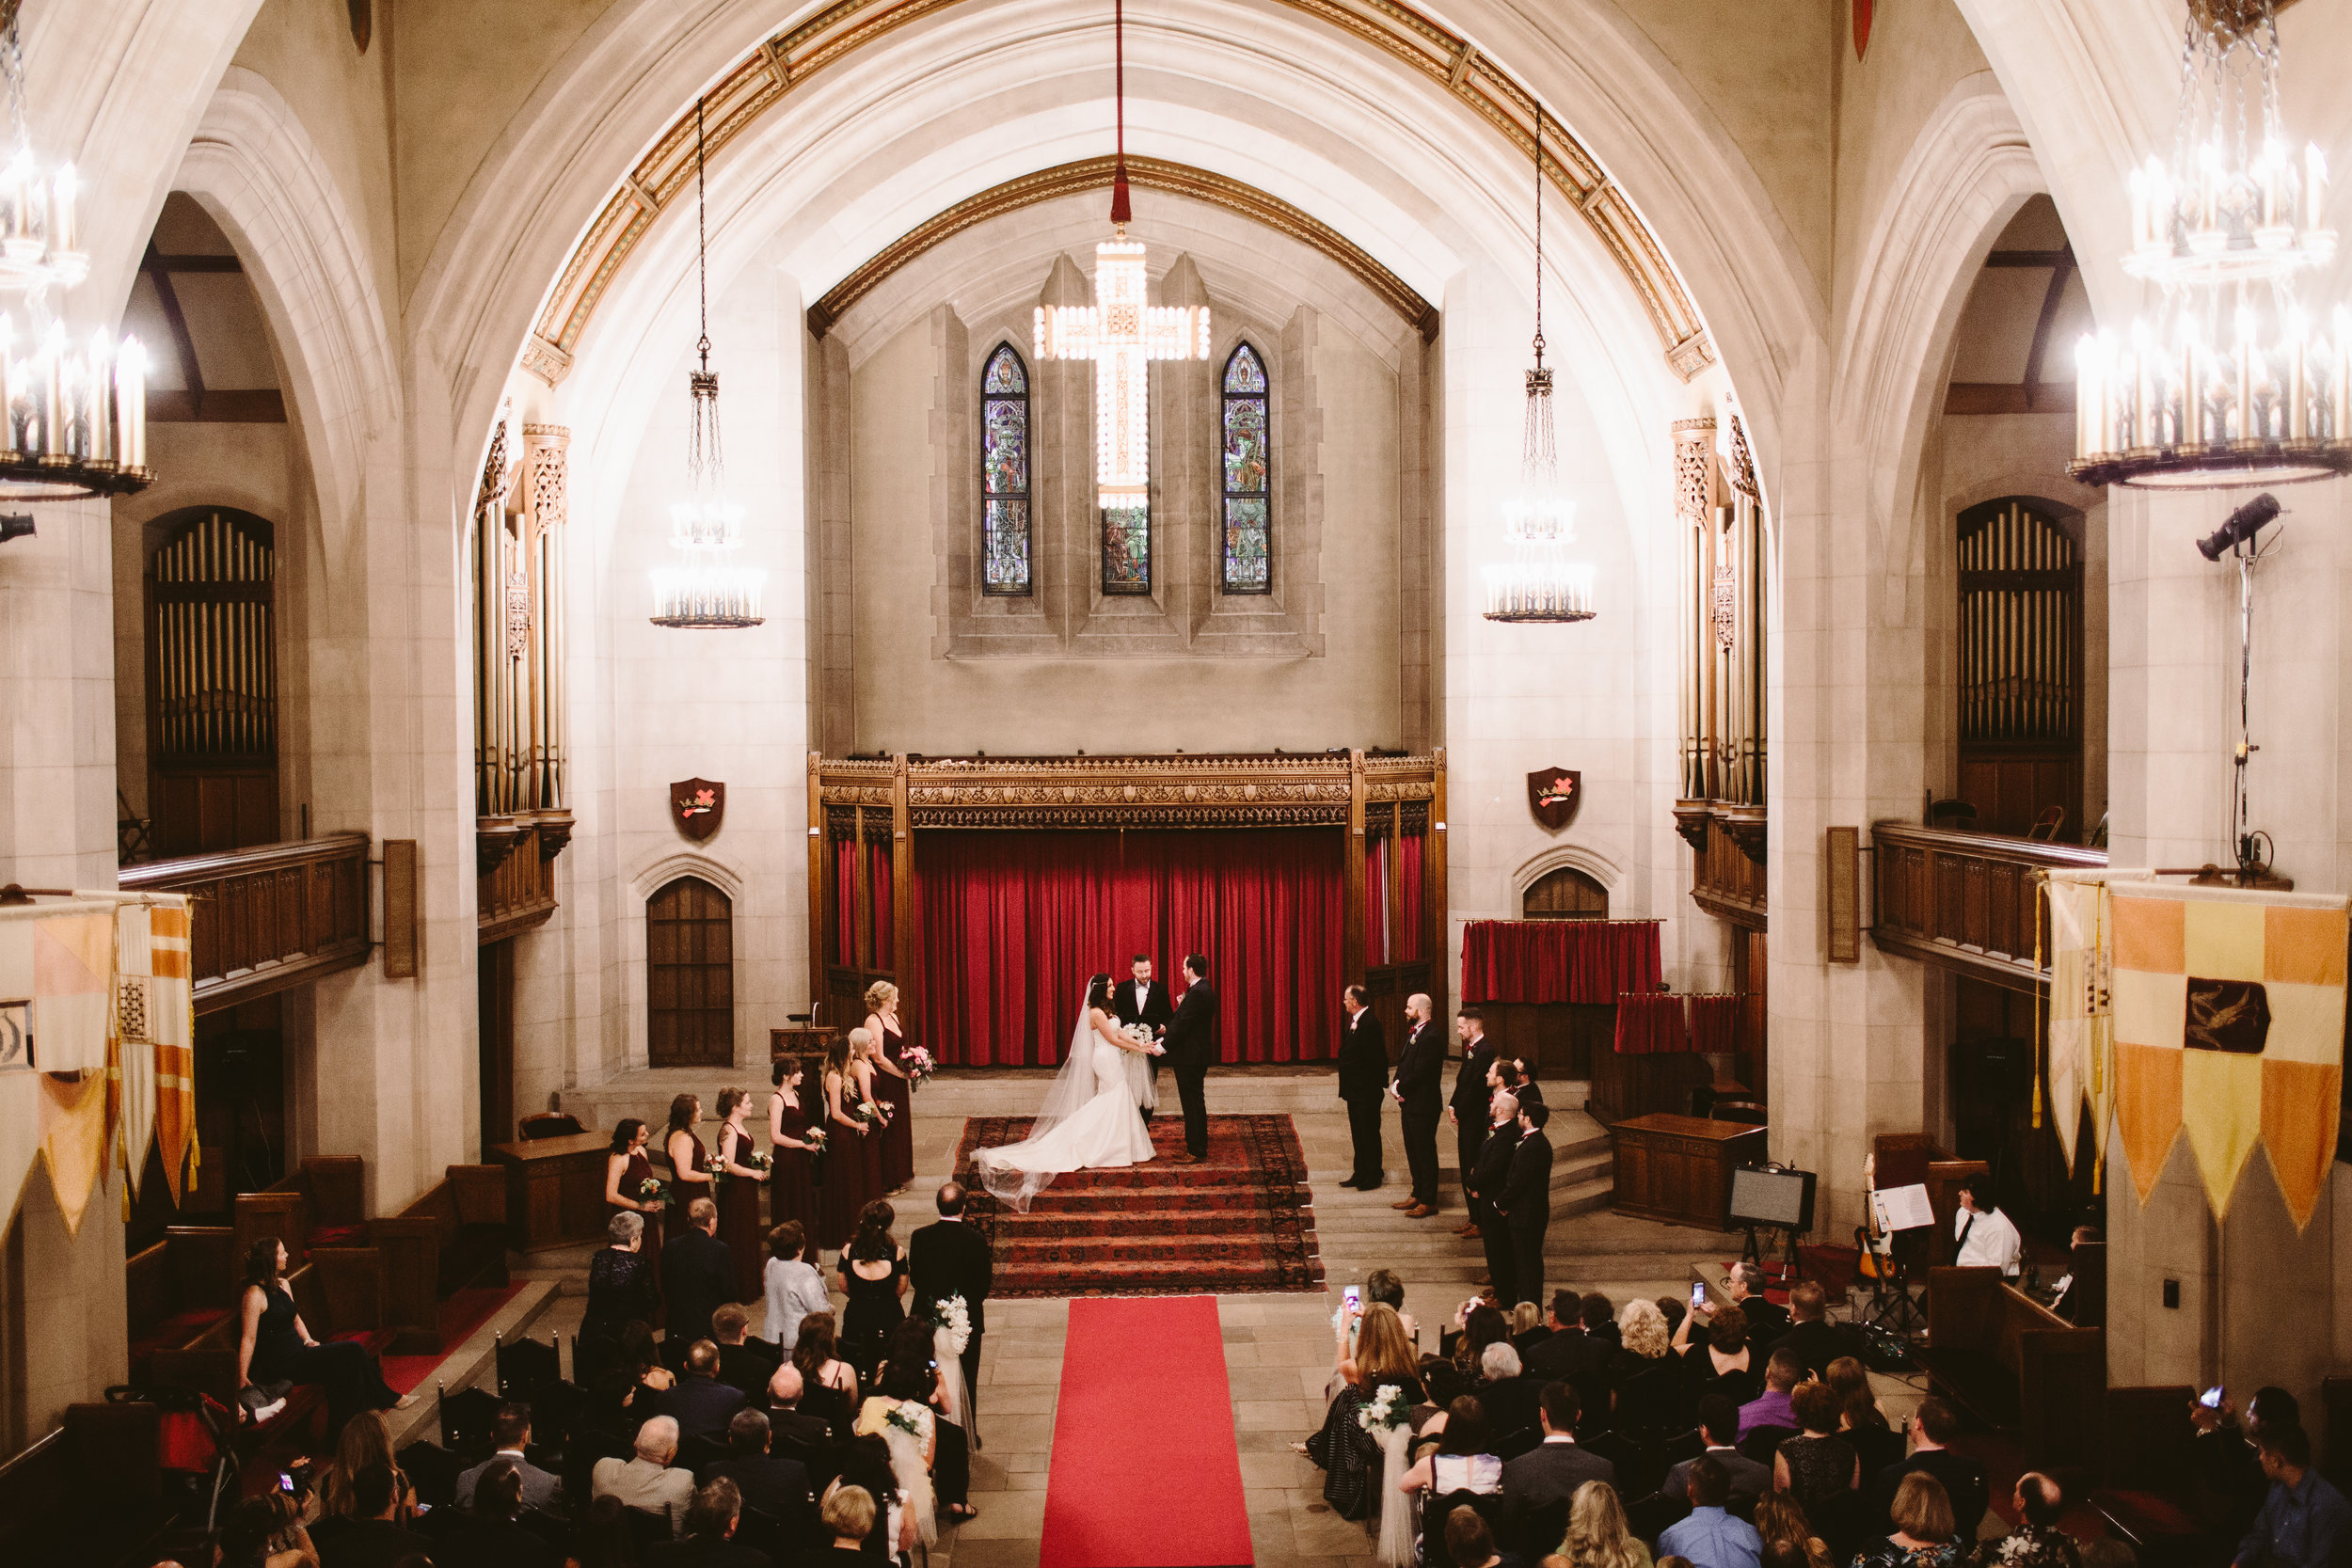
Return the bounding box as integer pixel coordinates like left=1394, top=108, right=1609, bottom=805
left=1120, top=1021, right=1155, bottom=1049
left=1356, top=1383, right=1408, bottom=1434
left=930, top=1293, right=973, bottom=1355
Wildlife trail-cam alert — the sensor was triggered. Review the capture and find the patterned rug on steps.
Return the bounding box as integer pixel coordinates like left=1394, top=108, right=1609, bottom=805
left=950, top=1113, right=1326, bottom=1297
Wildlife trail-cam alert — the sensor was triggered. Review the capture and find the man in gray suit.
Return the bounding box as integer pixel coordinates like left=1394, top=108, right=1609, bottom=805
left=456, top=1402, right=566, bottom=1518
left=592, top=1416, right=697, bottom=1536
left=1501, top=1383, right=1616, bottom=1538
left=1662, top=1395, right=1774, bottom=1503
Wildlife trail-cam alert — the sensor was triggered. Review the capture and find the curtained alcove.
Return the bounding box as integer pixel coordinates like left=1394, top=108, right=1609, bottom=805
left=807, top=751, right=1445, bottom=1067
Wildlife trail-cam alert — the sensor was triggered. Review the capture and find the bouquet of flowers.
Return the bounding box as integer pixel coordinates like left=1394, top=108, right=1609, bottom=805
left=901, top=1044, right=937, bottom=1087
left=1120, top=1021, right=1155, bottom=1050
left=928, top=1293, right=973, bottom=1355
left=885, top=1402, right=925, bottom=1438
left=850, top=1101, right=879, bottom=1131
left=803, top=1125, right=830, bottom=1156
left=745, top=1148, right=771, bottom=1172
left=1356, top=1383, right=1408, bottom=1434
left=705, top=1152, right=728, bottom=1189
left=638, top=1175, right=666, bottom=1206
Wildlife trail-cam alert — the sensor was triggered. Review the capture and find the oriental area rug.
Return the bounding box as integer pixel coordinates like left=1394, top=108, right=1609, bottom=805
left=951, top=1113, right=1325, bottom=1297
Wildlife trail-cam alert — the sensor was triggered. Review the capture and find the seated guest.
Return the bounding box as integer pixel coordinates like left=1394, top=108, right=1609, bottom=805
left=456, top=1402, right=566, bottom=1518
left=1769, top=1382, right=1859, bottom=1513
left=1737, top=1350, right=1803, bottom=1441
left=1581, top=1293, right=1621, bottom=1349
left=2198, top=1386, right=2300, bottom=1541
left=709, top=1305, right=782, bottom=1398
left=1500, top=1382, right=1613, bottom=1532
left=644, top=1479, right=769, bottom=1568
left=657, top=1340, right=750, bottom=1444
left=1365, top=1267, right=1421, bottom=1349
left=1765, top=1284, right=1846, bottom=1381
left=1660, top=1456, right=1764, bottom=1568
left=663, top=1198, right=734, bottom=1355
left=1304, top=1302, right=1426, bottom=1520
left=790, top=1313, right=860, bottom=1438
left=1610, top=1298, right=1686, bottom=1435
left=1525, top=1291, right=1596, bottom=1384
left=236, top=1237, right=411, bottom=1437
left=569, top=1496, right=642, bottom=1568
left=1823, top=1359, right=1901, bottom=1480
left=820, top=1485, right=875, bottom=1558
left=215, top=1496, right=318, bottom=1568
left=1852, top=1473, right=1963, bottom=1568
left=1565, top=1478, right=1652, bottom=1568
left=1453, top=1301, right=1515, bottom=1379
left=765, top=1363, right=837, bottom=1455
left=1980, top=1472, right=2080, bottom=1568
left=1445, top=1507, right=1509, bottom=1568
left=825, top=1435, right=915, bottom=1559
left=2237, top=1424, right=2350, bottom=1568
left=316, top=1465, right=430, bottom=1568
left=1722, top=1263, right=1788, bottom=1346
left=1658, top=1294, right=1688, bottom=1348
left=1950, top=1178, right=2021, bottom=1278
left=761, top=1223, right=831, bottom=1351
left=2046, top=1226, right=2101, bottom=1324
left=1513, top=1301, right=1551, bottom=1353
left=1754, top=1493, right=1834, bottom=1568
left=1872, top=1400, right=1986, bottom=1543
left=593, top=1416, right=697, bottom=1537
left=314, top=1412, right=413, bottom=1528
left=1663, top=1395, right=1772, bottom=1503
left=583, top=1213, right=660, bottom=1353
left=1676, top=1304, right=1758, bottom=1406
left=608, top=1321, right=678, bottom=1417
left=1478, top=1341, right=1545, bottom=1441
left=701, top=1408, right=818, bottom=1541
left=1400, top=1396, right=1503, bottom=1497
left=439, top=1459, right=563, bottom=1568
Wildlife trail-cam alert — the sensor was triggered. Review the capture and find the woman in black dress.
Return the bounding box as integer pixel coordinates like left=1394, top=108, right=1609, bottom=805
left=767, top=1056, right=823, bottom=1252
left=235, top=1237, right=408, bottom=1434
left=662, top=1094, right=713, bottom=1242
left=837, top=1200, right=907, bottom=1390
left=863, top=982, right=916, bottom=1192
left=1772, top=1380, right=1862, bottom=1514
left=713, top=1086, right=771, bottom=1304
left=580, top=1212, right=660, bottom=1355
left=602, top=1117, right=665, bottom=1266
left=877, top=1314, right=976, bottom=1522
left=792, top=1310, right=861, bottom=1440
left=1677, top=1301, right=1761, bottom=1405
left=818, top=1036, right=873, bottom=1254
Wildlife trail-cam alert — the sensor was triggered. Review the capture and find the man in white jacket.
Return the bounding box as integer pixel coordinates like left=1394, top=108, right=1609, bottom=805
left=1951, top=1176, right=2022, bottom=1277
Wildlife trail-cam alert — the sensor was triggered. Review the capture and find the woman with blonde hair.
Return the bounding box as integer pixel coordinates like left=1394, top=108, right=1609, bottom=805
left=1851, top=1472, right=1965, bottom=1568
left=1753, top=1491, right=1836, bottom=1568
left=862, top=980, right=916, bottom=1192
left=713, top=1085, right=770, bottom=1302
left=818, top=1034, right=871, bottom=1251
left=1302, top=1303, right=1427, bottom=1520
left=1561, top=1479, right=1651, bottom=1568
left=846, top=1029, right=892, bottom=1210
left=1609, top=1298, right=1686, bottom=1435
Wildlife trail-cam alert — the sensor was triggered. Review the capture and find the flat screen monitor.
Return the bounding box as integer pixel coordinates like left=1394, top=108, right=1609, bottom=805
left=1728, top=1164, right=1817, bottom=1232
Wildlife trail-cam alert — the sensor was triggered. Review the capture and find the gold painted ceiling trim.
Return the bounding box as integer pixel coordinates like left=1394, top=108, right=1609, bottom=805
left=804, top=154, right=1440, bottom=342
left=521, top=0, right=1715, bottom=386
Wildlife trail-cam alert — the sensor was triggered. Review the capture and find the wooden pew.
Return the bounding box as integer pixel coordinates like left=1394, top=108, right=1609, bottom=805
left=372, top=1165, right=510, bottom=1353
left=1916, top=1267, right=2103, bottom=1467
left=2092, top=1386, right=2233, bottom=1568
left=126, top=1225, right=235, bottom=1379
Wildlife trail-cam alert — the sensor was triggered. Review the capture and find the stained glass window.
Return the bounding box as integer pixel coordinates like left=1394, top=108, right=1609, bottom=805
left=1101, top=504, right=1151, bottom=594
left=1221, top=343, right=1272, bottom=594
left=980, top=344, right=1030, bottom=595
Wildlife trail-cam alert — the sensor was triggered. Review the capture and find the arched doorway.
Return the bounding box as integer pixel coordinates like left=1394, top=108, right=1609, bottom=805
left=647, top=876, right=736, bottom=1068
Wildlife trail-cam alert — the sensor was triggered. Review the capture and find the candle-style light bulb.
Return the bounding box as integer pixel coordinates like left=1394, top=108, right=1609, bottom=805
left=51, top=164, right=75, bottom=255
left=118, top=336, right=148, bottom=471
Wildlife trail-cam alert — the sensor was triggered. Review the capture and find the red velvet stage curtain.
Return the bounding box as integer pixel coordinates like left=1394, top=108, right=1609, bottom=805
left=1459, top=919, right=1662, bottom=1005
left=1398, top=831, right=1424, bottom=961
left=834, top=837, right=859, bottom=966
left=1687, top=993, right=1742, bottom=1055
left=1613, top=992, right=1690, bottom=1053
left=867, top=841, right=893, bottom=968
left=914, top=828, right=1344, bottom=1067
left=1365, top=834, right=1388, bottom=964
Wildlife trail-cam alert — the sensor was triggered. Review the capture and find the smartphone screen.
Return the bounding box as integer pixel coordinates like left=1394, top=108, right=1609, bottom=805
left=2200, top=1386, right=2225, bottom=1408
left=1691, top=1282, right=1708, bottom=1307
left=1343, top=1287, right=1361, bottom=1313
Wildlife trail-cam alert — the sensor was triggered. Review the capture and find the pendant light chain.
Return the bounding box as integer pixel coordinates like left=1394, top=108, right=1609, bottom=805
left=1532, top=102, right=1544, bottom=368
left=696, top=96, right=709, bottom=370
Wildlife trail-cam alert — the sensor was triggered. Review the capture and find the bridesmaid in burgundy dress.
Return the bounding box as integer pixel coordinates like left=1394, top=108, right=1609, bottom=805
left=713, top=1086, right=771, bottom=1304
left=864, top=981, right=917, bottom=1192
left=818, top=1035, right=872, bottom=1254
left=766, top=1056, right=822, bottom=1260
left=848, top=1028, right=892, bottom=1204
left=603, top=1117, right=667, bottom=1259
left=662, top=1093, right=713, bottom=1245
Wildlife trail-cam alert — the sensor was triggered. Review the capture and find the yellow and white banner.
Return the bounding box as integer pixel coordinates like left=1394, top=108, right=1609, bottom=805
left=2044, top=873, right=2115, bottom=1175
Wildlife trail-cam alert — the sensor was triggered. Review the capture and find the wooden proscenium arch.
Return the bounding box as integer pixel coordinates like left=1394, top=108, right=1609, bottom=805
left=805, top=750, right=1449, bottom=1051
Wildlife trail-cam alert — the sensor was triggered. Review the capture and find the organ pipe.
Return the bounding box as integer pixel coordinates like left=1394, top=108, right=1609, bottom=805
left=472, top=416, right=570, bottom=818
left=148, top=509, right=275, bottom=762
left=1673, top=416, right=1770, bottom=814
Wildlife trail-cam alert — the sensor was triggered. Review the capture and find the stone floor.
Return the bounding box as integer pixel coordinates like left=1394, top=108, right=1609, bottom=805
left=519, top=1068, right=1928, bottom=1568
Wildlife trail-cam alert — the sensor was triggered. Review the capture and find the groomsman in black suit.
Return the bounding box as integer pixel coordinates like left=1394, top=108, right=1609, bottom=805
left=1452, top=1007, right=1498, bottom=1241
left=1390, top=993, right=1443, bottom=1217
left=908, top=1182, right=993, bottom=1424
left=1115, top=955, right=1176, bottom=1123
left=1496, top=1101, right=1555, bottom=1314
left=1468, top=1090, right=1523, bottom=1306
left=1163, top=955, right=1219, bottom=1163
left=1336, top=986, right=1387, bottom=1190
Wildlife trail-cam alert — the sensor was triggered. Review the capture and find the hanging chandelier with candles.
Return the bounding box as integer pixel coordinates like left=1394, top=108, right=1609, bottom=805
left=1482, top=102, right=1595, bottom=624
left=649, top=98, right=762, bottom=629
left=0, top=1, right=149, bottom=502
left=2070, top=0, right=2348, bottom=490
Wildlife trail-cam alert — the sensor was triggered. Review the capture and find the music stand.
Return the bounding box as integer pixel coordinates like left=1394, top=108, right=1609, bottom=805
left=1864, top=1183, right=1932, bottom=1338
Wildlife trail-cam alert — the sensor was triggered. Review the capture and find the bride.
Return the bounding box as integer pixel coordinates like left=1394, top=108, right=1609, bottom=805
left=973, top=974, right=1163, bottom=1212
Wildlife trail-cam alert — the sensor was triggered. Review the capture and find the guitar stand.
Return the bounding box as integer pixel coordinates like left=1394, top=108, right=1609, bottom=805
left=1864, top=1258, right=1927, bottom=1340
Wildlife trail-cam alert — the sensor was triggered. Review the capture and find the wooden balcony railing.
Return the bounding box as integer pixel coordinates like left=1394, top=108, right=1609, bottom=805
left=479, top=809, right=572, bottom=943
left=119, top=832, right=371, bottom=1012
left=1869, top=821, right=2106, bottom=990
left=1674, top=800, right=1766, bottom=930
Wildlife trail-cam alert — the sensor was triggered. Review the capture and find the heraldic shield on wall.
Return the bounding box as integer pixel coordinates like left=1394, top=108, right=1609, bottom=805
left=671, top=779, right=724, bottom=842
left=1529, top=768, right=1581, bottom=832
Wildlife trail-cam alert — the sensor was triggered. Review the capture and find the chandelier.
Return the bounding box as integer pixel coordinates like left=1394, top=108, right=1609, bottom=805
left=649, top=98, right=762, bottom=628
left=2070, top=0, right=2348, bottom=489
left=0, top=2, right=149, bottom=502
left=1483, top=102, right=1594, bottom=623
left=1032, top=0, right=1209, bottom=542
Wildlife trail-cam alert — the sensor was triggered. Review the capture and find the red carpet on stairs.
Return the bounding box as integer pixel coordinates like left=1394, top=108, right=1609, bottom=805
left=1041, top=1296, right=1254, bottom=1568
left=953, top=1113, right=1324, bottom=1296
left=381, top=1283, right=526, bottom=1394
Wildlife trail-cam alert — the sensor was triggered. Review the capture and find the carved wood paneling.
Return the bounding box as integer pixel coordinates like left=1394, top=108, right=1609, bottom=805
left=119, top=833, right=370, bottom=1013
left=1868, top=820, right=2106, bottom=991
left=479, top=810, right=574, bottom=943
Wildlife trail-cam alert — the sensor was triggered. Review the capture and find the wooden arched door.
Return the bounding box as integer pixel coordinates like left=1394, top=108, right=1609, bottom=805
left=647, top=877, right=735, bottom=1068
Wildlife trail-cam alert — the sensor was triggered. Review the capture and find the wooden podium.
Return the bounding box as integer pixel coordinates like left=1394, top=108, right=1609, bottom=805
left=771, top=1025, right=840, bottom=1064
left=1609, top=1112, right=1769, bottom=1230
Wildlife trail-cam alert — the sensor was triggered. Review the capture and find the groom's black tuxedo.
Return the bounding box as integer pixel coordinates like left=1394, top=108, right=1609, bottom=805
left=1116, top=977, right=1176, bottom=1119
left=1163, top=977, right=1219, bottom=1157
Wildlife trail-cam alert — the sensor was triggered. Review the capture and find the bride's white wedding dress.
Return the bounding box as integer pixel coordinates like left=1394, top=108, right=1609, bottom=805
left=973, top=1001, right=1156, bottom=1212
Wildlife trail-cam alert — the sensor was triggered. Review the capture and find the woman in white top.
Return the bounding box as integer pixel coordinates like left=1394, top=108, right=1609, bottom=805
left=1397, top=1397, right=1503, bottom=1496
left=762, top=1219, right=833, bottom=1349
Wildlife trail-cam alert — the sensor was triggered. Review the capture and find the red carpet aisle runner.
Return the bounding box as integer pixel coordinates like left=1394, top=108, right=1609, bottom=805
left=380, top=1283, right=526, bottom=1393
left=1040, top=1296, right=1254, bottom=1568
left=952, top=1113, right=1323, bottom=1296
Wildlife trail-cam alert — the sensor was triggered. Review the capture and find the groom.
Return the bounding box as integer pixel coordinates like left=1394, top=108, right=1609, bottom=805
left=1163, top=954, right=1218, bottom=1163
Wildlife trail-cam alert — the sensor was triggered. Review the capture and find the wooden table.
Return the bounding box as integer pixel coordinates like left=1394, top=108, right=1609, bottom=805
left=1609, top=1112, right=1769, bottom=1230
left=485, top=1130, right=612, bottom=1252
left=771, top=1026, right=840, bottom=1063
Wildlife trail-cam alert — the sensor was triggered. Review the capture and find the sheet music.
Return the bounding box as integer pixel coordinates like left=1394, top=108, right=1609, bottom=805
left=1871, top=1183, right=1935, bottom=1233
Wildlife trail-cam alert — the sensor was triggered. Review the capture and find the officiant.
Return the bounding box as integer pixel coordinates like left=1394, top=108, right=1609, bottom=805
left=1115, top=955, right=1176, bottom=1119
